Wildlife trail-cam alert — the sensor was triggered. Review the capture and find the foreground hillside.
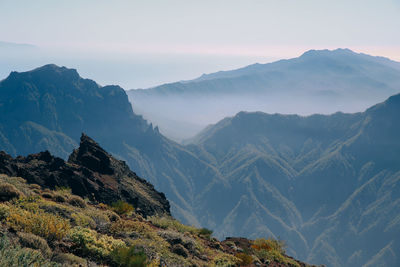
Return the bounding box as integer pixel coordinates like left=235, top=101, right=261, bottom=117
left=0, top=135, right=313, bottom=266
left=128, top=48, right=400, bottom=140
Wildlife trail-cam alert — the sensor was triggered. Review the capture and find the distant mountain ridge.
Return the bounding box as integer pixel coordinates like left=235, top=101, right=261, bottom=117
left=0, top=41, right=37, bottom=50
left=193, top=48, right=400, bottom=81
left=128, top=48, right=400, bottom=141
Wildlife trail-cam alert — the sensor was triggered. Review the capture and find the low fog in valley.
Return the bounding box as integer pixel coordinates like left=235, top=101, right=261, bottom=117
left=129, top=49, right=400, bottom=141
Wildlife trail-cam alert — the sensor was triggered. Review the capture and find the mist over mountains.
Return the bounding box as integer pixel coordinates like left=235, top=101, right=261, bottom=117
left=128, top=48, right=400, bottom=141
left=0, top=60, right=399, bottom=266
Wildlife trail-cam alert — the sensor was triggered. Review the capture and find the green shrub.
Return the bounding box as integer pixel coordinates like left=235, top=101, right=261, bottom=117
left=0, top=176, right=33, bottom=196
left=105, top=209, right=120, bottom=222
left=0, top=183, right=23, bottom=202
left=84, top=209, right=111, bottom=231
left=52, top=252, right=87, bottom=266
left=251, top=238, right=285, bottom=254
left=18, top=232, right=52, bottom=257
left=111, top=200, right=134, bottom=215
left=71, top=213, right=96, bottom=228
left=110, top=246, right=148, bottom=267
left=110, top=219, right=156, bottom=239
left=149, top=216, right=198, bottom=234
left=199, top=227, right=213, bottom=238
left=212, top=254, right=238, bottom=266
left=0, top=203, right=10, bottom=220
left=55, top=186, right=72, bottom=194
left=54, top=194, right=66, bottom=203
left=235, top=252, right=253, bottom=266
left=251, top=238, right=299, bottom=267
left=69, top=227, right=126, bottom=259
left=0, top=234, right=58, bottom=267
left=68, top=195, right=87, bottom=208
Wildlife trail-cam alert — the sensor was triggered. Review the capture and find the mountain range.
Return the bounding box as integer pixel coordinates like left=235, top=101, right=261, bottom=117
left=187, top=95, right=400, bottom=266
left=127, top=48, right=400, bottom=141
left=0, top=60, right=399, bottom=266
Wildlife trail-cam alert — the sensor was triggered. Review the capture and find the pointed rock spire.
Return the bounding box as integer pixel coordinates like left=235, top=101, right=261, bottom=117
left=68, top=133, right=113, bottom=175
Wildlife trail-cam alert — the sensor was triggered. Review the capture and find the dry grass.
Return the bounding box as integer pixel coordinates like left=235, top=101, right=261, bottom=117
left=6, top=206, right=70, bottom=241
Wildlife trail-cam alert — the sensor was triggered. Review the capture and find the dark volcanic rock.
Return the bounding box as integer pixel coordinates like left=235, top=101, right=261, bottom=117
left=0, top=133, right=170, bottom=217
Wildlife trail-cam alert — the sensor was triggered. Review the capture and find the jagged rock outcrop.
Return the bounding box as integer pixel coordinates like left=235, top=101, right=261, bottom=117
left=0, top=133, right=170, bottom=217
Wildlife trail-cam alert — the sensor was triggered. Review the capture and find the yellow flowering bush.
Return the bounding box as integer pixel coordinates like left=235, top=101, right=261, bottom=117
left=69, top=227, right=126, bottom=259
left=6, top=207, right=70, bottom=241
left=110, top=219, right=157, bottom=239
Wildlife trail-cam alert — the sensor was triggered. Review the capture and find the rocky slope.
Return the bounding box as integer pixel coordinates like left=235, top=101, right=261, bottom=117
left=0, top=134, right=170, bottom=217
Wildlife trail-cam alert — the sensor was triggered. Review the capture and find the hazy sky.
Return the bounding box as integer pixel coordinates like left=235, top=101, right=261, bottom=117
left=1, top=0, right=400, bottom=87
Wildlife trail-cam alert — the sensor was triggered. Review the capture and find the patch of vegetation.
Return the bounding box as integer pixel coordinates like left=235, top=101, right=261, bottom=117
left=236, top=252, right=253, bottom=265
left=52, top=252, right=87, bottom=266
left=68, top=195, right=87, bottom=208
left=0, top=174, right=307, bottom=267
left=199, top=227, right=213, bottom=239
left=110, top=245, right=148, bottom=267
left=6, top=205, right=70, bottom=242
left=0, top=203, right=10, bottom=220
left=17, top=232, right=52, bottom=257
left=71, top=212, right=96, bottom=228
left=111, top=200, right=134, bottom=215
left=211, top=253, right=239, bottom=266
left=251, top=238, right=300, bottom=267
left=110, top=219, right=157, bottom=239
left=0, top=234, right=58, bottom=267
left=0, top=183, right=23, bottom=202
left=149, top=216, right=198, bottom=234
left=69, top=226, right=126, bottom=259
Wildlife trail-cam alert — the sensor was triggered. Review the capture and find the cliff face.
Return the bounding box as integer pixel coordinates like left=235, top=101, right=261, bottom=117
left=0, top=133, right=170, bottom=217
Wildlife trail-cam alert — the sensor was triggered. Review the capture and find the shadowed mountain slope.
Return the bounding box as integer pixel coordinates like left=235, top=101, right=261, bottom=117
left=0, top=64, right=218, bottom=226
left=186, top=92, right=400, bottom=266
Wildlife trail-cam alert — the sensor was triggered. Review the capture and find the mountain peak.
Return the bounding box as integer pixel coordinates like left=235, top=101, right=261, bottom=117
left=300, top=48, right=356, bottom=58
left=4, top=64, right=81, bottom=84
left=32, top=64, right=80, bottom=77
left=68, top=133, right=114, bottom=175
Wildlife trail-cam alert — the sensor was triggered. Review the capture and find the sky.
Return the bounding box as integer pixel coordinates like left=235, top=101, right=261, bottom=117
left=0, top=0, right=400, bottom=88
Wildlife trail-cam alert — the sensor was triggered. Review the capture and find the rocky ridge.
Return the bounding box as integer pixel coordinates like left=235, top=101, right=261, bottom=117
left=0, top=133, right=170, bottom=217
